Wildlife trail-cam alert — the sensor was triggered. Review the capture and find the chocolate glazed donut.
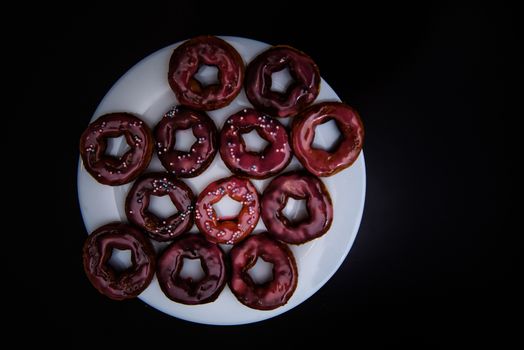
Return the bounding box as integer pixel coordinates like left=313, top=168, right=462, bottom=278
left=82, top=223, right=156, bottom=301
left=126, top=173, right=194, bottom=241
left=154, top=106, right=218, bottom=178
left=195, top=176, right=260, bottom=245
left=157, top=234, right=227, bottom=305
left=245, top=45, right=320, bottom=118
left=79, top=113, right=153, bottom=185
left=261, top=171, right=333, bottom=244
left=291, top=102, right=364, bottom=177
left=168, top=36, right=244, bottom=111
left=219, top=108, right=292, bottom=179
left=229, top=233, right=298, bottom=310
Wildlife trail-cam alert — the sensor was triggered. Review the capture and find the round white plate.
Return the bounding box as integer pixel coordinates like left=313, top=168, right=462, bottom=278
left=77, top=36, right=366, bottom=325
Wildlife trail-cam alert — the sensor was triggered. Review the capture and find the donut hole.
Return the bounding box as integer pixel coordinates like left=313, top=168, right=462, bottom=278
left=213, top=195, right=242, bottom=220
left=148, top=195, right=178, bottom=218
left=270, top=67, right=295, bottom=93
left=105, top=135, right=131, bottom=158
left=175, top=128, right=197, bottom=152
left=312, top=118, right=344, bottom=153
left=108, top=248, right=133, bottom=273
left=194, top=64, right=219, bottom=87
left=247, top=257, right=274, bottom=285
left=242, top=129, right=269, bottom=153
left=282, top=197, right=309, bottom=225
left=179, top=257, right=206, bottom=283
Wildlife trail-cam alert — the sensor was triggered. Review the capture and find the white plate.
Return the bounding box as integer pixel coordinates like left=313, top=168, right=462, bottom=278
left=77, top=36, right=366, bottom=325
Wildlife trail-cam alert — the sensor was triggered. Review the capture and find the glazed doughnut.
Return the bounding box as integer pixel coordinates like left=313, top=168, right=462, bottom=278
left=291, top=102, right=364, bottom=177
left=125, top=173, right=194, bottom=241
left=261, top=171, right=333, bottom=244
left=157, top=234, right=227, bottom=305
left=154, top=106, right=218, bottom=178
left=195, top=176, right=260, bottom=245
left=245, top=45, right=320, bottom=118
left=79, top=113, right=153, bottom=185
left=229, top=233, right=298, bottom=310
left=82, top=223, right=156, bottom=301
left=168, top=36, right=244, bottom=111
left=219, top=108, right=292, bottom=179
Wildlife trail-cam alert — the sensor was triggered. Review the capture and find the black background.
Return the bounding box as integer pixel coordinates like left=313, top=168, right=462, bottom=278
left=6, top=2, right=514, bottom=346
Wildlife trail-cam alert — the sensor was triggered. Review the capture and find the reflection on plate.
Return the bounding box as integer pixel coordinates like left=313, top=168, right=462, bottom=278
left=77, top=36, right=366, bottom=325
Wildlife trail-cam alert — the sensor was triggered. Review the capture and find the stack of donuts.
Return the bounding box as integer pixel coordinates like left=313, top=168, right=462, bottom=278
left=80, top=36, right=364, bottom=310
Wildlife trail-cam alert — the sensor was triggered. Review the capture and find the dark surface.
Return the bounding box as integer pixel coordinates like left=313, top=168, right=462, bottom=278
left=7, top=2, right=513, bottom=346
